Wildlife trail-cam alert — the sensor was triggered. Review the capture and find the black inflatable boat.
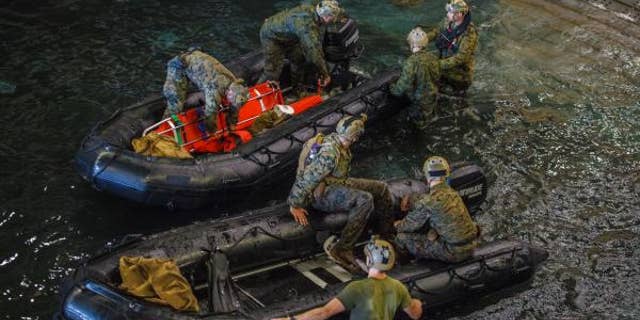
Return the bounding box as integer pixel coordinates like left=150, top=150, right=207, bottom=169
left=58, top=164, right=547, bottom=319
left=73, top=18, right=406, bottom=209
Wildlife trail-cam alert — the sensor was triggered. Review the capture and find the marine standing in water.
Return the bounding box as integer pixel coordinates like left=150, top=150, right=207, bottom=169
left=271, top=238, right=423, bottom=320
left=287, top=115, right=394, bottom=272
left=390, top=0, right=478, bottom=128
left=395, top=156, right=480, bottom=263
left=162, top=49, right=249, bottom=133
left=259, top=0, right=344, bottom=89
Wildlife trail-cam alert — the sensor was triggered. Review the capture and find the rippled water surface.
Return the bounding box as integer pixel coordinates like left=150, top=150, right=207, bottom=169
left=1, top=0, right=639, bottom=318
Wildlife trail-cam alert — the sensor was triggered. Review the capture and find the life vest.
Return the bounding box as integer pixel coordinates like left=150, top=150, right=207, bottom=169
left=435, top=12, right=472, bottom=58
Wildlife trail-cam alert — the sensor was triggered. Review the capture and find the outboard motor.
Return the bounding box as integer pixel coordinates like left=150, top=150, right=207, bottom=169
left=323, top=18, right=364, bottom=90
left=449, top=162, right=487, bottom=213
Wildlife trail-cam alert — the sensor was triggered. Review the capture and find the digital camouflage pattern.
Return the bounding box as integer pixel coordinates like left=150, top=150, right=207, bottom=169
left=312, top=184, right=373, bottom=249
left=391, top=17, right=478, bottom=128
left=390, top=50, right=441, bottom=128
left=288, top=133, right=353, bottom=208
left=424, top=18, right=479, bottom=88
left=259, top=5, right=329, bottom=83
left=395, top=182, right=479, bottom=263
left=288, top=133, right=395, bottom=248
left=162, top=50, right=239, bottom=130
left=247, top=108, right=289, bottom=136
left=331, top=177, right=395, bottom=238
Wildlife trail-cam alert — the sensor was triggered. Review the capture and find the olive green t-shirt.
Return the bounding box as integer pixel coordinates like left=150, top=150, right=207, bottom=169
left=336, top=276, right=412, bottom=320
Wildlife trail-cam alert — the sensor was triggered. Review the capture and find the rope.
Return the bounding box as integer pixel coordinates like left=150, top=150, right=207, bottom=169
left=406, top=247, right=524, bottom=295
left=243, top=78, right=389, bottom=167
left=219, top=225, right=308, bottom=254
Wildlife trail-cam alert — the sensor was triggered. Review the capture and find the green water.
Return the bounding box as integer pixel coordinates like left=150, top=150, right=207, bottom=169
left=0, top=0, right=639, bottom=318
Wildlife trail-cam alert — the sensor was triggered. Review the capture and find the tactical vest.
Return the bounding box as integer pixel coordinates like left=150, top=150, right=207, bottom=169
left=296, top=133, right=351, bottom=181
left=435, top=13, right=472, bottom=58
left=297, top=133, right=325, bottom=176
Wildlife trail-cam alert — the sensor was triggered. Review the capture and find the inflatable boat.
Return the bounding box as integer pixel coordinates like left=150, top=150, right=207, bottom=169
left=58, top=164, right=547, bottom=319
left=73, top=18, right=406, bottom=209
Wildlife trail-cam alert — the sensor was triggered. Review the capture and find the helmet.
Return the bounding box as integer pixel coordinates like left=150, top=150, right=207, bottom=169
left=364, top=237, right=396, bottom=272
left=227, top=80, right=249, bottom=109
left=423, top=156, right=451, bottom=180
left=335, top=114, right=367, bottom=142
left=407, top=27, right=429, bottom=53
left=316, top=0, right=342, bottom=19
left=446, top=0, right=469, bottom=14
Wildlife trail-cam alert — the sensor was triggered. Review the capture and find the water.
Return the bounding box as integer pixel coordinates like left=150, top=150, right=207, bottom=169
left=1, top=0, right=639, bottom=318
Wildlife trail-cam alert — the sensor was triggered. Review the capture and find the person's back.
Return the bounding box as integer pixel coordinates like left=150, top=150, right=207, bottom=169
left=391, top=49, right=440, bottom=111
left=162, top=49, right=248, bottom=133
left=270, top=238, right=422, bottom=320
left=259, top=1, right=339, bottom=86
left=261, top=5, right=317, bottom=43
left=425, top=183, right=477, bottom=247
left=181, top=50, right=236, bottom=93
left=337, top=275, right=412, bottom=320
left=395, top=156, right=479, bottom=263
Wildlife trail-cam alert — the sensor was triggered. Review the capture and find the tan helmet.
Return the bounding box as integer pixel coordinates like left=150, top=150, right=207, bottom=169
left=316, top=0, right=342, bottom=19
left=335, top=114, right=367, bottom=142
left=423, top=156, right=451, bottom=180
left=227, top=79, right=249, bottom=109
left=364, top=236, right=396, bottom=272
left=407, top=27, right=429, bottom=53
left=446, top=0, right=469, bottom=14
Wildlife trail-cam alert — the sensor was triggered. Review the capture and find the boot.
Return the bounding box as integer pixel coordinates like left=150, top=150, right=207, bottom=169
left=328, top=245, right=362, bottom=274
left=323, top=236, right=362, bottom=274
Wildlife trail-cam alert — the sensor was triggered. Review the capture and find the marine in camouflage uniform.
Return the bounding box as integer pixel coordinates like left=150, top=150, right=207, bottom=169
left=162, top=50, right=246, bottom=132
left=390, top=0, right=478, bottom=128
left=287, top=115, right=394, bottom=271
left=395, top=156, right=479, bottom=263
left=258, top=3, right=336, bottom=86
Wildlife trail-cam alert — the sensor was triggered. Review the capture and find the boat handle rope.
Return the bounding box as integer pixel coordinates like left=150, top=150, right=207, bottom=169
left=246, top=107, right=359, bottom=168
left=196, top=306, right=257, bottom=320
left=243, top=76, right=388, bottom=167
left=218, top=225, right=309, bottom=254
left=406, top=247, right=523, bottom=296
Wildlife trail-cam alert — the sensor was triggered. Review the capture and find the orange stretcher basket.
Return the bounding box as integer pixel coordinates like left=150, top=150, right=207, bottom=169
left=142, top=82, right=323, bottom=154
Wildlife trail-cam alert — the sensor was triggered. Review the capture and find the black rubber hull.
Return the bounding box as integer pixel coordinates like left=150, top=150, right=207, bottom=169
left=59, top=177, right=544, bottom=320
left=73, top=51, right=403, bottom=209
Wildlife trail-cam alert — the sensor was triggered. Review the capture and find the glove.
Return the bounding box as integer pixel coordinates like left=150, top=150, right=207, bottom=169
left=204, top=114, right=217, bottom=133
left=319, top=74, right=331, bottom=88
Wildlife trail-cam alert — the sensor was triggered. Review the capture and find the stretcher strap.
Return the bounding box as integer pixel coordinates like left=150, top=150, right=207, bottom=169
left=170, top=114, right=184, bottom=145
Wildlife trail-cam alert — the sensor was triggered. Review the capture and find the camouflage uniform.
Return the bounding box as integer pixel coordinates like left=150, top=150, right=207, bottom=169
left=247, top=108, right=288, bottom=136
left=425, top=15, right=479, bottom=91
left=395, top=182, right=479, bottom=263
left=390, top=16, right=478, bottom=128
left=287, top=133, right=394, bottom=249
left=259, top=5, right=330, bottom=85
left=390, top=50, right=441, bottom=128
left=162, top=50, right=239, bottom=130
